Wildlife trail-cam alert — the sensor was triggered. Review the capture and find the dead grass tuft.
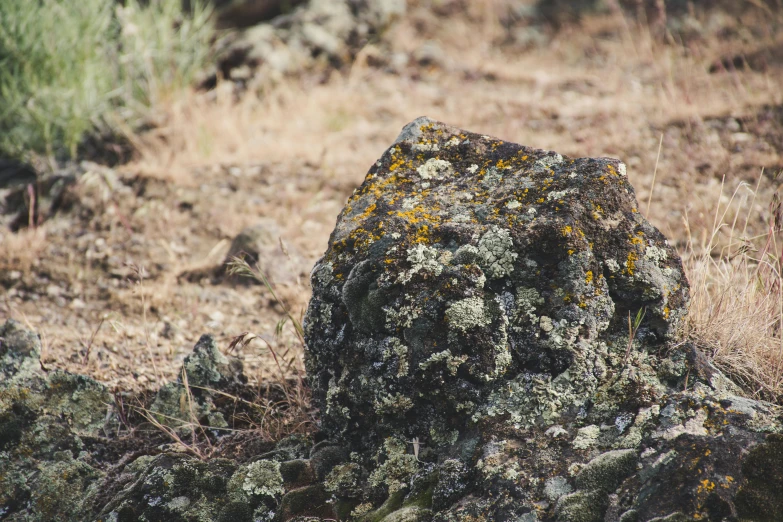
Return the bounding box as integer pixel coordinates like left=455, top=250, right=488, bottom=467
left=684, top=171, right=783, bottom=401
left=0, top=226, right=48, bottom=274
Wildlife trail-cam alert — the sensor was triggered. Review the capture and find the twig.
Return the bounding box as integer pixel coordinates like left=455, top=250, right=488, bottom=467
left=26, top=184, right=36, bottom=229
left=82, top=317, right=106, bottom=364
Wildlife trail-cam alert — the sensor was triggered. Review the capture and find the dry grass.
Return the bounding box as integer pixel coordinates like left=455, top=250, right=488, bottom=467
left=683, top=171, right=783, bottom=400
left=0, top=226, right=49, bottom=274
left=3, top=1, right=783, bottom=405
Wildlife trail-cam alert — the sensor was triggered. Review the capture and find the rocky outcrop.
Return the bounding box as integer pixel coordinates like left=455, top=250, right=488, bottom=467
left=302, top=117, right=783, bottom=521
left=207, top=0, right=405, bottom=88
left=0, top=320, right=324, bottom=522
left=2, top=119, right=783, bottom=521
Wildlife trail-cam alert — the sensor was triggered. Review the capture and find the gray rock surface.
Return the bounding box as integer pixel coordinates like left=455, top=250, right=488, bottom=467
left=302, top=117, right=782, bottom=521
left=2, top=119, right=783, bottom=521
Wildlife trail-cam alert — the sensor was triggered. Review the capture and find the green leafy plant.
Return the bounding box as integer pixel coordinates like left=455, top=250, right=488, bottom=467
left=0, top=0, right=213, bottom=161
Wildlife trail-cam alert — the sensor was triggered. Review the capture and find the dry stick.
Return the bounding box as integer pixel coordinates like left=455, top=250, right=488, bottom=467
left=646, top=133, right=664, bottom=218
left=82, top=317, right=106, bottom=365
left=26, top=184, right=36, bottom=229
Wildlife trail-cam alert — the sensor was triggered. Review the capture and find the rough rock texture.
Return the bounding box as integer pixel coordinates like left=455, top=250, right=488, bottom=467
left=3, top=119, right=783, bottom=521
left=306, top=116, right=689, bottom=448
left=0, top=320, right=327, bottom=522
left=0, top=319, right=116, bottom=521
left=209, top=0, right=405, bottom=88
left=302, top=117, right=783, bottom=521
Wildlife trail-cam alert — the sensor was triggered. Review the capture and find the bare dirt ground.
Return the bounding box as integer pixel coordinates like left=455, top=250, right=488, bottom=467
left=2, top=1, right=783, bottom=397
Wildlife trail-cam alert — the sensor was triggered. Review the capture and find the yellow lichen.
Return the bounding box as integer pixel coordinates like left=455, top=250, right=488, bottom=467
left=562, top=225, right=573, bottom=236
left=414, top=225, right=432, bottom=244
left=355, top=203, right=377, bottom=221
left=585, top=271, right=593, bottom=284
left=625, top=251, right=638, bottom=275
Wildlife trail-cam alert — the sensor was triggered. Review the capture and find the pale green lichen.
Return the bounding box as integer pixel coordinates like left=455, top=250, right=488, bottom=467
left=413, top=142, right=440, bottom=152
left=369, top=438, right=420, bottom=494
left=313, top=261, right=334, bottom=286
left=324, top=462, right=362, bottom=494
left=385, top=301, right=421, bottom=330
left=547, top=188, right=574, bottom=201
left=416, top=158, right=452, bottom=180
left=419, top=349, right=468, bottom=376
left=242, top=460, right=284, bottom=497
left=516, top=287, right=543, bottom=323
left=326, top=377, right=350, bottom=418
left=453, top=244, right=480, bottom=265
left=572, top=425, right=601, bottom=449
left=318, top=303, right=333, bottom=324
left=375, top=392, right=414, bottom=415
left=644, top=245, right=668, bottom=264
left=429, top=425, right=460, bottom=446
left=445, top=297, right=491, bottom=332
left=535, top=153, right=563, bottom=169
left=481, top=166, right=503, bottom=187
left=352, top=502, right=375, bottom=518
left=544, top=476, right=574, bottom=502
left=444, top=136, right=461, bottom=147
left=477, top=227, right=517, bottom=279
left=539, top=316, right=554, bottom=333
left=383, top=338, right=410, bottom=377
left=400, top=244, right=443, bottom=283
left=476, top=440, right=523, bottom=481
left=652, top=408, right=708, bottom=440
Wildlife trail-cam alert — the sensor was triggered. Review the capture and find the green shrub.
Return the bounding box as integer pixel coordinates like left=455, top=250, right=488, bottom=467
left=0, top=0, right=213, bottom=161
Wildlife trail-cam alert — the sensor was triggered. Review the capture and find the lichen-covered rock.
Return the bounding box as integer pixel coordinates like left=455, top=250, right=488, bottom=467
left=0, top=321, right=327, bottom=521
left=1, top=319, right=43, bottom=383
left=0, top=320, right=114, bottom=521
left=305, top=116, right=688, bottom=448
left=302, top=118, right=782, bottom=521
left=150, top=334, right=246, bottom=431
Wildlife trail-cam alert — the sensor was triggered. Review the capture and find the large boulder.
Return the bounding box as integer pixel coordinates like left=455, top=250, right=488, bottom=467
left=305, top=116, right=689, bottom=448
left=303, top=117, right=782, bottom=521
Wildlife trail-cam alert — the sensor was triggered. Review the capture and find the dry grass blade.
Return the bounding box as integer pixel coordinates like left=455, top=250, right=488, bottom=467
left=624, top=307, right=646, bottom=365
